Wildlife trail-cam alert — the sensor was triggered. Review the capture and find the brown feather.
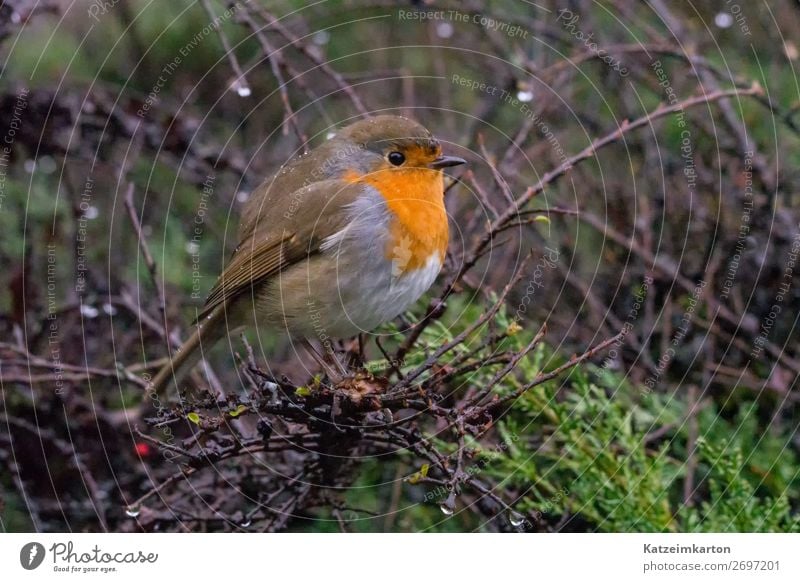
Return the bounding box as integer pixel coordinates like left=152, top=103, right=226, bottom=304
left=198, top=179, right=365, bottom=320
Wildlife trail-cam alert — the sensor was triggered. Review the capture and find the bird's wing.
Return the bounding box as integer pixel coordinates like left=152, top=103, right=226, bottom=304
left=198, top=178, right=364, bottom=320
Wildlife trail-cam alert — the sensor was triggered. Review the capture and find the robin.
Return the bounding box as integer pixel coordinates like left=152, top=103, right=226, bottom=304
left=149, top=115, right=465, bottom=394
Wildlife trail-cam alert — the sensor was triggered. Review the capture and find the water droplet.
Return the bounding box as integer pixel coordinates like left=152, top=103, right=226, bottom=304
left=508, top=511, right=525, bottom=527
left=714, top=12, right=733, bottom=29
left=10, top=11, right=21, bottom=24
left=84, top=205, right=99, bottom=220
left=517, top=90, right=534, bottom=103
left=102, top=303, right=117, bottom=316
left=436, top=22, right=454, bottom=39
left=231, top=79, right=251, bottom=97
left=240, top=519, right=252, bottom=528
left=236, top=191, right=250, bottom=203
left=24, top=159, right=36, bottom=173
left=312, top=30, right=330, bottom=45
left=439, top=494, right=456, bottom=516
left=185, top=241, right=200, bottom=254
left=125, top=505, right=140, bottom=518
left=80, top=304, right=99, bottom=318
left=326, top=132, right=336, bottom=140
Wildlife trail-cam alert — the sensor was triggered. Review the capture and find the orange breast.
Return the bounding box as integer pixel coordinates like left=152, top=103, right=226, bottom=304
left=346, top=168, right=449, bottom=274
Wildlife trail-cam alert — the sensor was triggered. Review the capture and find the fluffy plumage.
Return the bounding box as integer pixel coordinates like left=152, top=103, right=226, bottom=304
left=149, top=115, right=460, bottom=394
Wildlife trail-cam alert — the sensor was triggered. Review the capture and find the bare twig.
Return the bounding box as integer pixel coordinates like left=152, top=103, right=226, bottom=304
left=199, top=0, right=251, bottom=97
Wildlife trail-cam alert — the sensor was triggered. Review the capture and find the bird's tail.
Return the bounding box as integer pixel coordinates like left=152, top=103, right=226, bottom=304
left=147, top=303, right=230, bottom=396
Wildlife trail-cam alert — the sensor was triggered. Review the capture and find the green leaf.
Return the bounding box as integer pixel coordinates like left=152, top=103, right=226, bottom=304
left=406, top=463, right=430, bottom=485
left=228, top=404, right=248, bottom=418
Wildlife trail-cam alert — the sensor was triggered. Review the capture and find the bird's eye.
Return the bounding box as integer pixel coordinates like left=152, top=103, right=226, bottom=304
left=387, top=151, right=406, bottom=166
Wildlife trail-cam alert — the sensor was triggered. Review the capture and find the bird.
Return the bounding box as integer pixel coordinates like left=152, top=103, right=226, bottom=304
left=148, top=115, right=466, bottom=395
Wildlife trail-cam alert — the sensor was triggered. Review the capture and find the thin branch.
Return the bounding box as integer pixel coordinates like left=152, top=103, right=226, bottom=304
left=199, top=0, right=251, bottom=97
left=123, top=183, right=170, bottom=339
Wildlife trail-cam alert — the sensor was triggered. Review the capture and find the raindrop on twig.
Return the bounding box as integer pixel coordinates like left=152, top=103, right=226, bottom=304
left=230, top=78, right=251, bottom=98
left=439, top=492, right=456, bottom=516
left=508, top=510, right=526, bottom=527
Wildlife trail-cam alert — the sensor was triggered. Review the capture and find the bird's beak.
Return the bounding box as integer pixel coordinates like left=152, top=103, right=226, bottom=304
left=429, top=155, right=466, bottom=169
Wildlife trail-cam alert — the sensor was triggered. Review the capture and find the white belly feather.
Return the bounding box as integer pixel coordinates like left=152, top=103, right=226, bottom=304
left=255, top=187, right=443, bottom=340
